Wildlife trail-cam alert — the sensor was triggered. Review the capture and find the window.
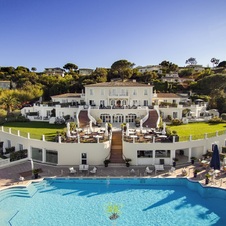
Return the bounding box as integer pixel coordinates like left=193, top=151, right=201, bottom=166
left=112, top=89, right=117, bottom=96
left=155, top=150, right=170, bottom=158
left=7, top=140, right=11, bottom=148
left=173, top=112, right=178, bottom=118
left=31, top=147, right=43, bottom=161
left=137, top=150, right=153, bottom=158
left=101, top=89, right=104, bottom=95
left=133, top=100, right=138, bottom=105
left=81, top=153, right=87, bottom=164
left=100, top=100, right=105, bottom=107
left=144, top=89, right=148, bottom=95
left=19, top=144, right=23, bottom=151
left=46, top=150, right=58, bottom=164
left=133, top=89, right=137, bottom=95
left=126, top=113, right=136, bottom=122
left=90, top=89, right=93, bottom=95
left=144, top=100, right=148, bottom=106
left=89, top=100, right=95, bottom=106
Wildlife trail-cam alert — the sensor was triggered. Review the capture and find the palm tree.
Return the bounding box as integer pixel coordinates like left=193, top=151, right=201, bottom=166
left=210, top=58, right=220, bottom=68
left=0, top=90, right=18, bottom=115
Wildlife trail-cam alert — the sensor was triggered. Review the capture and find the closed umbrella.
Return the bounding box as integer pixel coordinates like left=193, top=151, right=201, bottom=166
left=210, top=144, right=220, bottom=170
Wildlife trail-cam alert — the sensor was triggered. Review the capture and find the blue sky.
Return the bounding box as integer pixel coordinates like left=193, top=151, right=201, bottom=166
left=0, top=0, right=226, bottom=71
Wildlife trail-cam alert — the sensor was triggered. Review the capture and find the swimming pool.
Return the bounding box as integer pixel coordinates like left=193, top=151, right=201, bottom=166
left=0, top=178, right=226, bottom=226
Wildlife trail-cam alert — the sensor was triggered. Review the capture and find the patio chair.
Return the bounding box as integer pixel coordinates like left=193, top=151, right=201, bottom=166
left=169, top=167, right=176, bottom=175
left=69, top=167, right=76, bottom=174
left=154, top=165, right=165, bottom=174
left=145, top=167, right=153, bottom=174
left=19, top=175, right=24, bottom=182
left=130, top=169, right=136, bottom=175
left=90, top=167, right=97, bottom=174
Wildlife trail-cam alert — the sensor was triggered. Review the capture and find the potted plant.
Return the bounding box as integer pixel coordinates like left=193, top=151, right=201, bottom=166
left=193, top=169, right=199, bottom=178
left=96, top=118, right=103, bottom=127
left=107, top=123, right=112, bottom=133
left=135, top=118, right=140, bottom=127
left=190, top=157, right=196, bottom=165
left=125, top=158, right=132, bottom=167
left=172, top=157, right=178, bottom=167
left=104, top=159, right=110, bottom=167
left=32, top=169, right=40, bottom=179
left=205, top=173, right=211, bottom=184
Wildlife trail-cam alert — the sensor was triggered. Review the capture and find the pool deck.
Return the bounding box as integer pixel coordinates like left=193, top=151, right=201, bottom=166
left=1, top=160, right=226, bottom=190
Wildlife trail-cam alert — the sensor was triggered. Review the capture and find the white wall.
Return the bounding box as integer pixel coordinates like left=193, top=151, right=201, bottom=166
left=0, top=130, right=110, bottom=166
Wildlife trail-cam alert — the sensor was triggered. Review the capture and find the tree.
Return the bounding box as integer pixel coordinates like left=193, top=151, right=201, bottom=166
left=31, top=67, right=37, bottom=72
left=110, top=59, right=134, bottom=81
left=159, top=60, right=178, bottom=73
left=139, top=71, right=157, bottom=83
left=0, top=90, right=18, bottom=114
left=209, top=89, right=226, bottom=114
left=210, top=58, right=220, bottom=67
left=218, top=61, right=226, bottom=68
left=0, top=66, right=15, bottom=74
left=91, top=68, right=108, bottom=83
left=185, top=57, right=197, bottom=65
left=178, top=68, right=194, bottom=77
left=15, top=66, right=30, bottom=73
left=63, top=63, right=78, bottom=72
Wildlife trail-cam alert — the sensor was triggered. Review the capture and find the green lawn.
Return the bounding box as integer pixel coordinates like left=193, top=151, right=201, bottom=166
left=2, top=121, right=226, bottom=142
left=3, top=122, right=66, bottom=141
left=168, top=122, right=226, bottom=141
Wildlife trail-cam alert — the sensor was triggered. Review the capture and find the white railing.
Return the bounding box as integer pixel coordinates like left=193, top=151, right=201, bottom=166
left=0, top=158, right=10, bottom=166
left=141, top=107, right=149, bottom=123
left=88, top=106, right=96, bottom=125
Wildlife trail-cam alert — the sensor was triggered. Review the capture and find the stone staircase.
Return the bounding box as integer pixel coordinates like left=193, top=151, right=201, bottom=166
left=143, top=109, right=159, bottom=128
left=109, top=131, right=124, bottom=164
left=78, top=110, right=90, bottom=128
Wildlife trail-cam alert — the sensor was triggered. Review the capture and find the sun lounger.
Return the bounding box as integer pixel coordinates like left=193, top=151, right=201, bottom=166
left=69, top=167, right=76, bottom=174
left=90, top=167, right=97, bottom=174
left=79, top=164, right=89, bottom=171
left=155, top=164, right=165, bottom=173
left=145, top=167, right=153, bottom=174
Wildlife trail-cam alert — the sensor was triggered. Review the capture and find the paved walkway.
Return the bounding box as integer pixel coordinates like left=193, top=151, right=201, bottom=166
left=1, top=160, right=226, bottom=190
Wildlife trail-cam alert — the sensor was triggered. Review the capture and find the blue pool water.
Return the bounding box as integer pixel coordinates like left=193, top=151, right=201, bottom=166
left=0, top=178, right=226, bottom=226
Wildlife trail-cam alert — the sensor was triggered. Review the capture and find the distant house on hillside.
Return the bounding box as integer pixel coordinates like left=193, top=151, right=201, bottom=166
left=79, top=68, right=94, bottom=76
left=136, top=65, right=162, bottom=74
left=0, top=80, right=10, bottom=89
left=161, top=73, right=195, bottom=83
left=44, top=67, right=65, bottom=76
left=185, top=64, right=205, bottom=72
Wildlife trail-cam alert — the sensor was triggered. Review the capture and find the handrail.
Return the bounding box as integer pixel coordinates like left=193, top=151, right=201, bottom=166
left=88, top=106, right=96, bottom=125
left=141, top=107, right=149, bottom=124
left=154, top=105, right=160, bottom=128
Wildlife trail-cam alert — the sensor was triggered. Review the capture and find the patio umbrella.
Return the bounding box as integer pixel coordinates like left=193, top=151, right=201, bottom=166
left=140, top=119, right=143, bottom=130
left=162, top=122, right=166, bottom=135
left=105, top=123, right=109, bottom=137
left=210, top=144, right=221, bottom=170
left=66, top=122, right=71, bottom=137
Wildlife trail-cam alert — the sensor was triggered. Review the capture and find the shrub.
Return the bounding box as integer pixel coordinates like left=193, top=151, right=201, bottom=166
left=5, top=146, right=15, bottom=154
left=208, top=117, right=222, bottom=124
left=221, top=113, right=226, bottom=120
left=222, top=147, right=226, bottom=153
left=171, top=119, right=183, bottom=126
left=10, top=149, right=28, bottom=162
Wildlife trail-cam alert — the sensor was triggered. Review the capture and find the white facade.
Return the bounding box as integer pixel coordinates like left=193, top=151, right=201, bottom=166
left=1, top=127, right=226, bottom=167
left=85, top=80, right=153, bottom=107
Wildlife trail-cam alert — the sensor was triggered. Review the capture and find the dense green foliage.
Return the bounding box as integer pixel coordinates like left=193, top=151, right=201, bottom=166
left=1, top=58, right=226, bottom=113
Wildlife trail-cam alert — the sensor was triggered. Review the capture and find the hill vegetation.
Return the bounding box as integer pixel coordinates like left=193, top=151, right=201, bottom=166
left=0, top=59, right=226, bottom=115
